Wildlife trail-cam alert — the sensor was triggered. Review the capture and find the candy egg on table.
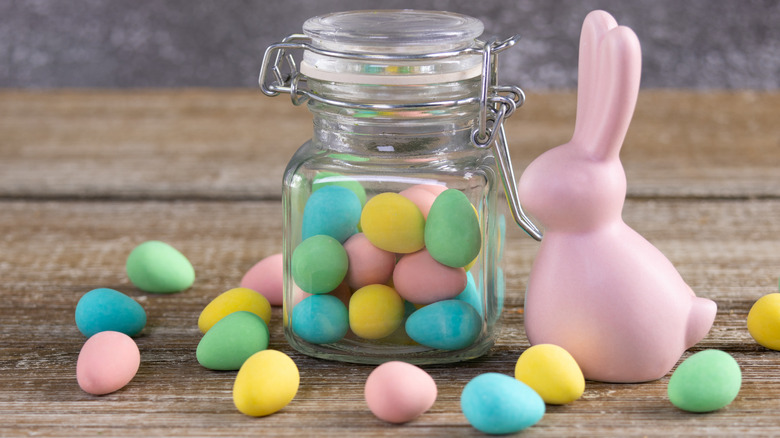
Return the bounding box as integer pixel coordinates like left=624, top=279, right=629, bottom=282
left=76, top=331, right=141, bottom=395
left=233, top=350, right=299, bottom=417
left=75, top=288, right=146, bottom=337
left=343, top=233, right=395, bottom=290
left=747, top=293, right=780, bottom=350
left=393, top=249, right=467, bottom=305
left=514, top=344, right=585, bottom=405
left=291, top=235, right=349, bottom=294
left=364, top=361, right=437, bottom=423
left=360, top=192, right=425, bottom=254
left=196, top=311, right=270, bottom=371
left=125, top=240, right=195, bottom=293
left=198, top=287, right=271, bottom=333
left=461, top=372, right=545, bottom=434
left=667, top=349, right=741, bottom=413
left=291, top=294, right=349, bottom=344
left=349, top=284, right=405, bottom=340
left=424, top=189, right=481, bottom=268
left=240, top=253, right=284, bottom=306
left=301, top=185, right=362, bottom=243
left=405, top=300, right=481, bottom=350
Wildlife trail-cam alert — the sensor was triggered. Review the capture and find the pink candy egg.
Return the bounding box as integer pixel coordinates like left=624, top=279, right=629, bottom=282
left=415, top=183, right=447, bottom=197
left=365, top=361, right=437, bottom=423
left=393, top=249, right=467, bottom=304
left=240, top=253, right=283, bottom=306
left=343, top=233, right=396, bottom=289
left=399, top=187, right=437, bottom=219
left=76, top=331, right=140, bottom=395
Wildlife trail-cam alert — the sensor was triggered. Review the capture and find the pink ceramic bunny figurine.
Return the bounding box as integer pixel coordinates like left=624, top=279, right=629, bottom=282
left=518, top=10, right=717, bottom=383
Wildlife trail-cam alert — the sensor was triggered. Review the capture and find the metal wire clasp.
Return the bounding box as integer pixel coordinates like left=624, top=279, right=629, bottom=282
left=258, top=34, right=542, bottom=240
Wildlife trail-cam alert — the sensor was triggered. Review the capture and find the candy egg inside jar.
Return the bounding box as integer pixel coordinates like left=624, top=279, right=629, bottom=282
left=283, top=170, right=505, bottom=364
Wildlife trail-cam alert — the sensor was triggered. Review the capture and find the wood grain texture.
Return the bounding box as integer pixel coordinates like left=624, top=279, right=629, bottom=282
left=1, top=90, right=779, bottom=436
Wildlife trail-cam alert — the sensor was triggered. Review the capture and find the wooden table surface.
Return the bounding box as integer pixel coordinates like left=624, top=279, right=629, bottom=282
left=1, top=89, right=779, bottom=436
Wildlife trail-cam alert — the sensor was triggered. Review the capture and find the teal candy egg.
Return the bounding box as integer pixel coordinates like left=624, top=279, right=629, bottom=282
left=292, top=235, right=349, bottom=294
left=667, top=349, right=741, bottom=412
left=424, top=189, right=481, bottom=268
left=126, top=240, right=195, bottom=293
left=461, top=373, right=545, bottom=434
left=405, top=300, right=481, bottom=350
left=75, top=288, right=146, bottom=337
left=301, top=185, right=362, bottom=243
left=196, top=311, right=270, bottom=370
left=312, top=172, right=367, bottom=206
left=455, top=272, right=482, bottom=317
left=292, top=294, right=349, bottom=344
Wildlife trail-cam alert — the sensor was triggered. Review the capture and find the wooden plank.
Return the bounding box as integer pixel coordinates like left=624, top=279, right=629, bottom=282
left=1, top=90, right=778, bottom=200
left=1, top=198, right=779, bottom=436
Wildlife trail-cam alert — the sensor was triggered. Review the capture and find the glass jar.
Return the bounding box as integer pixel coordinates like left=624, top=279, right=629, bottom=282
left=259, top=10, right=541, bottom=364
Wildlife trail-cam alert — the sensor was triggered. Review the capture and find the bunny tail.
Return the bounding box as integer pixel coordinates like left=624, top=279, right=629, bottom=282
left=685, top=296, right=717, bottom=349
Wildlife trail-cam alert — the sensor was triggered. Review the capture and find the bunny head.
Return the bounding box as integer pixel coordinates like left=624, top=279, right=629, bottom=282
left=518, top=10, right=641, bottom=232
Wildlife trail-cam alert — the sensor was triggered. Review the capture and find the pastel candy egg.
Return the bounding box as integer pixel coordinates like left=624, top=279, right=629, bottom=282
left=667, top=349, right=741, bottom=412
left=364, top=361, right=437, bottom=423
left=301, top=185, right=362, bottom=243
left=393, top=249, right=467, bottom=305
left=349, top=284, right=405, bottom=340
left=405, top=300, right=481, bottom=350
left=360, top=192, right=425, bottom=254
left=416, top=184, right=447, bottom=196
left=312, top=171, right=367, bottom=206
left=292, top=294, right=349, bottom=344
left=196, top=311, right=270, bottom=370
left=747, top=293, right=780, bottom=350
left=399, top=186, right=437, bottom=219
left=240, top=253, right=283, bottom=306
left=454, top=272, right=482, bottom=317
left=125, top=240, right=195, bottom=293
left=292, top=235, right=348, bottom=294
left=343, top=233, right=395, bottom=290
left=233, top=350, right=299, bottom=417
left=424, top=189, right=481, bottom=268
left=198, top=287, right=272, bottom=333
left=461, top=373, right=545, bottom=434
left=75, top=288, right=146, bottom=337
left=514, top=344, right=585, bottom=405
left=76, top=331, right=140, bottom=395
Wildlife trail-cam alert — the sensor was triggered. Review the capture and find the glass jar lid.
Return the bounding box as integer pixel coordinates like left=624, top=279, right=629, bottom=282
left=301, top=10, right=485, bottom=85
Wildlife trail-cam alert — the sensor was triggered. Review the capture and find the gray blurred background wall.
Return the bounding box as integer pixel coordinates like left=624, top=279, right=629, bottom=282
left=1, top=0, right=778, bottom=90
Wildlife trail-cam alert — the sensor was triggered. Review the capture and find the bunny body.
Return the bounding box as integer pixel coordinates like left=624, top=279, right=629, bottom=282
left=518, top=10, right=716, bottom=383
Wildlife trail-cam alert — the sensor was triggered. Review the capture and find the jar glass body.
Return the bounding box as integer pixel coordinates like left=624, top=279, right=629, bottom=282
left=281, top=77, right=506, bottom=364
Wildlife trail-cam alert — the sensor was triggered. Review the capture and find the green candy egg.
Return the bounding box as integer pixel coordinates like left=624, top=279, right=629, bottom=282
left=292, top=235, right=348, bottom=294
left=424, top=189, right=481, bottom=268
left=667, top=349, right=741, bottom=412
left=312, top=171, right=367, bottom=207
left=196, top=311, right=270, bottom=370
left=126, top=240, right=195, bottom=293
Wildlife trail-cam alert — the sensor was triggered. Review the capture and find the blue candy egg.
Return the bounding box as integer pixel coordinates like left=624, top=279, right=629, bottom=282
left=455, top=272, right=482, bottom=317
left=301, top=185, right=362, bottom=243
left=291, top=294, right=349, bottom=344
left=405, top=300, right=481, bottom=350
left=461, top=373, right=545, bottom=434
left=75, top=288, right=147, bottom=337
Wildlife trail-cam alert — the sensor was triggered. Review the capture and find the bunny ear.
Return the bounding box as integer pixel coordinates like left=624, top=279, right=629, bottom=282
left=585, top=25, right=642, bottom=161
left=572, top=10, right=618, bottom=144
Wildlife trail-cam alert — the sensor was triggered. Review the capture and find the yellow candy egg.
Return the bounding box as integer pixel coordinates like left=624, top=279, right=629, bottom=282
left=233, top=350, right=299, bottom=417
left=514, top=344, right=585, bottom=405
left=747, top=293, right=780, bottom=350
left=349, top=284, right=405, bottom=339
left=198, top=287, right=272, bottom=333
left=360, top=193, right=425, bottom=254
